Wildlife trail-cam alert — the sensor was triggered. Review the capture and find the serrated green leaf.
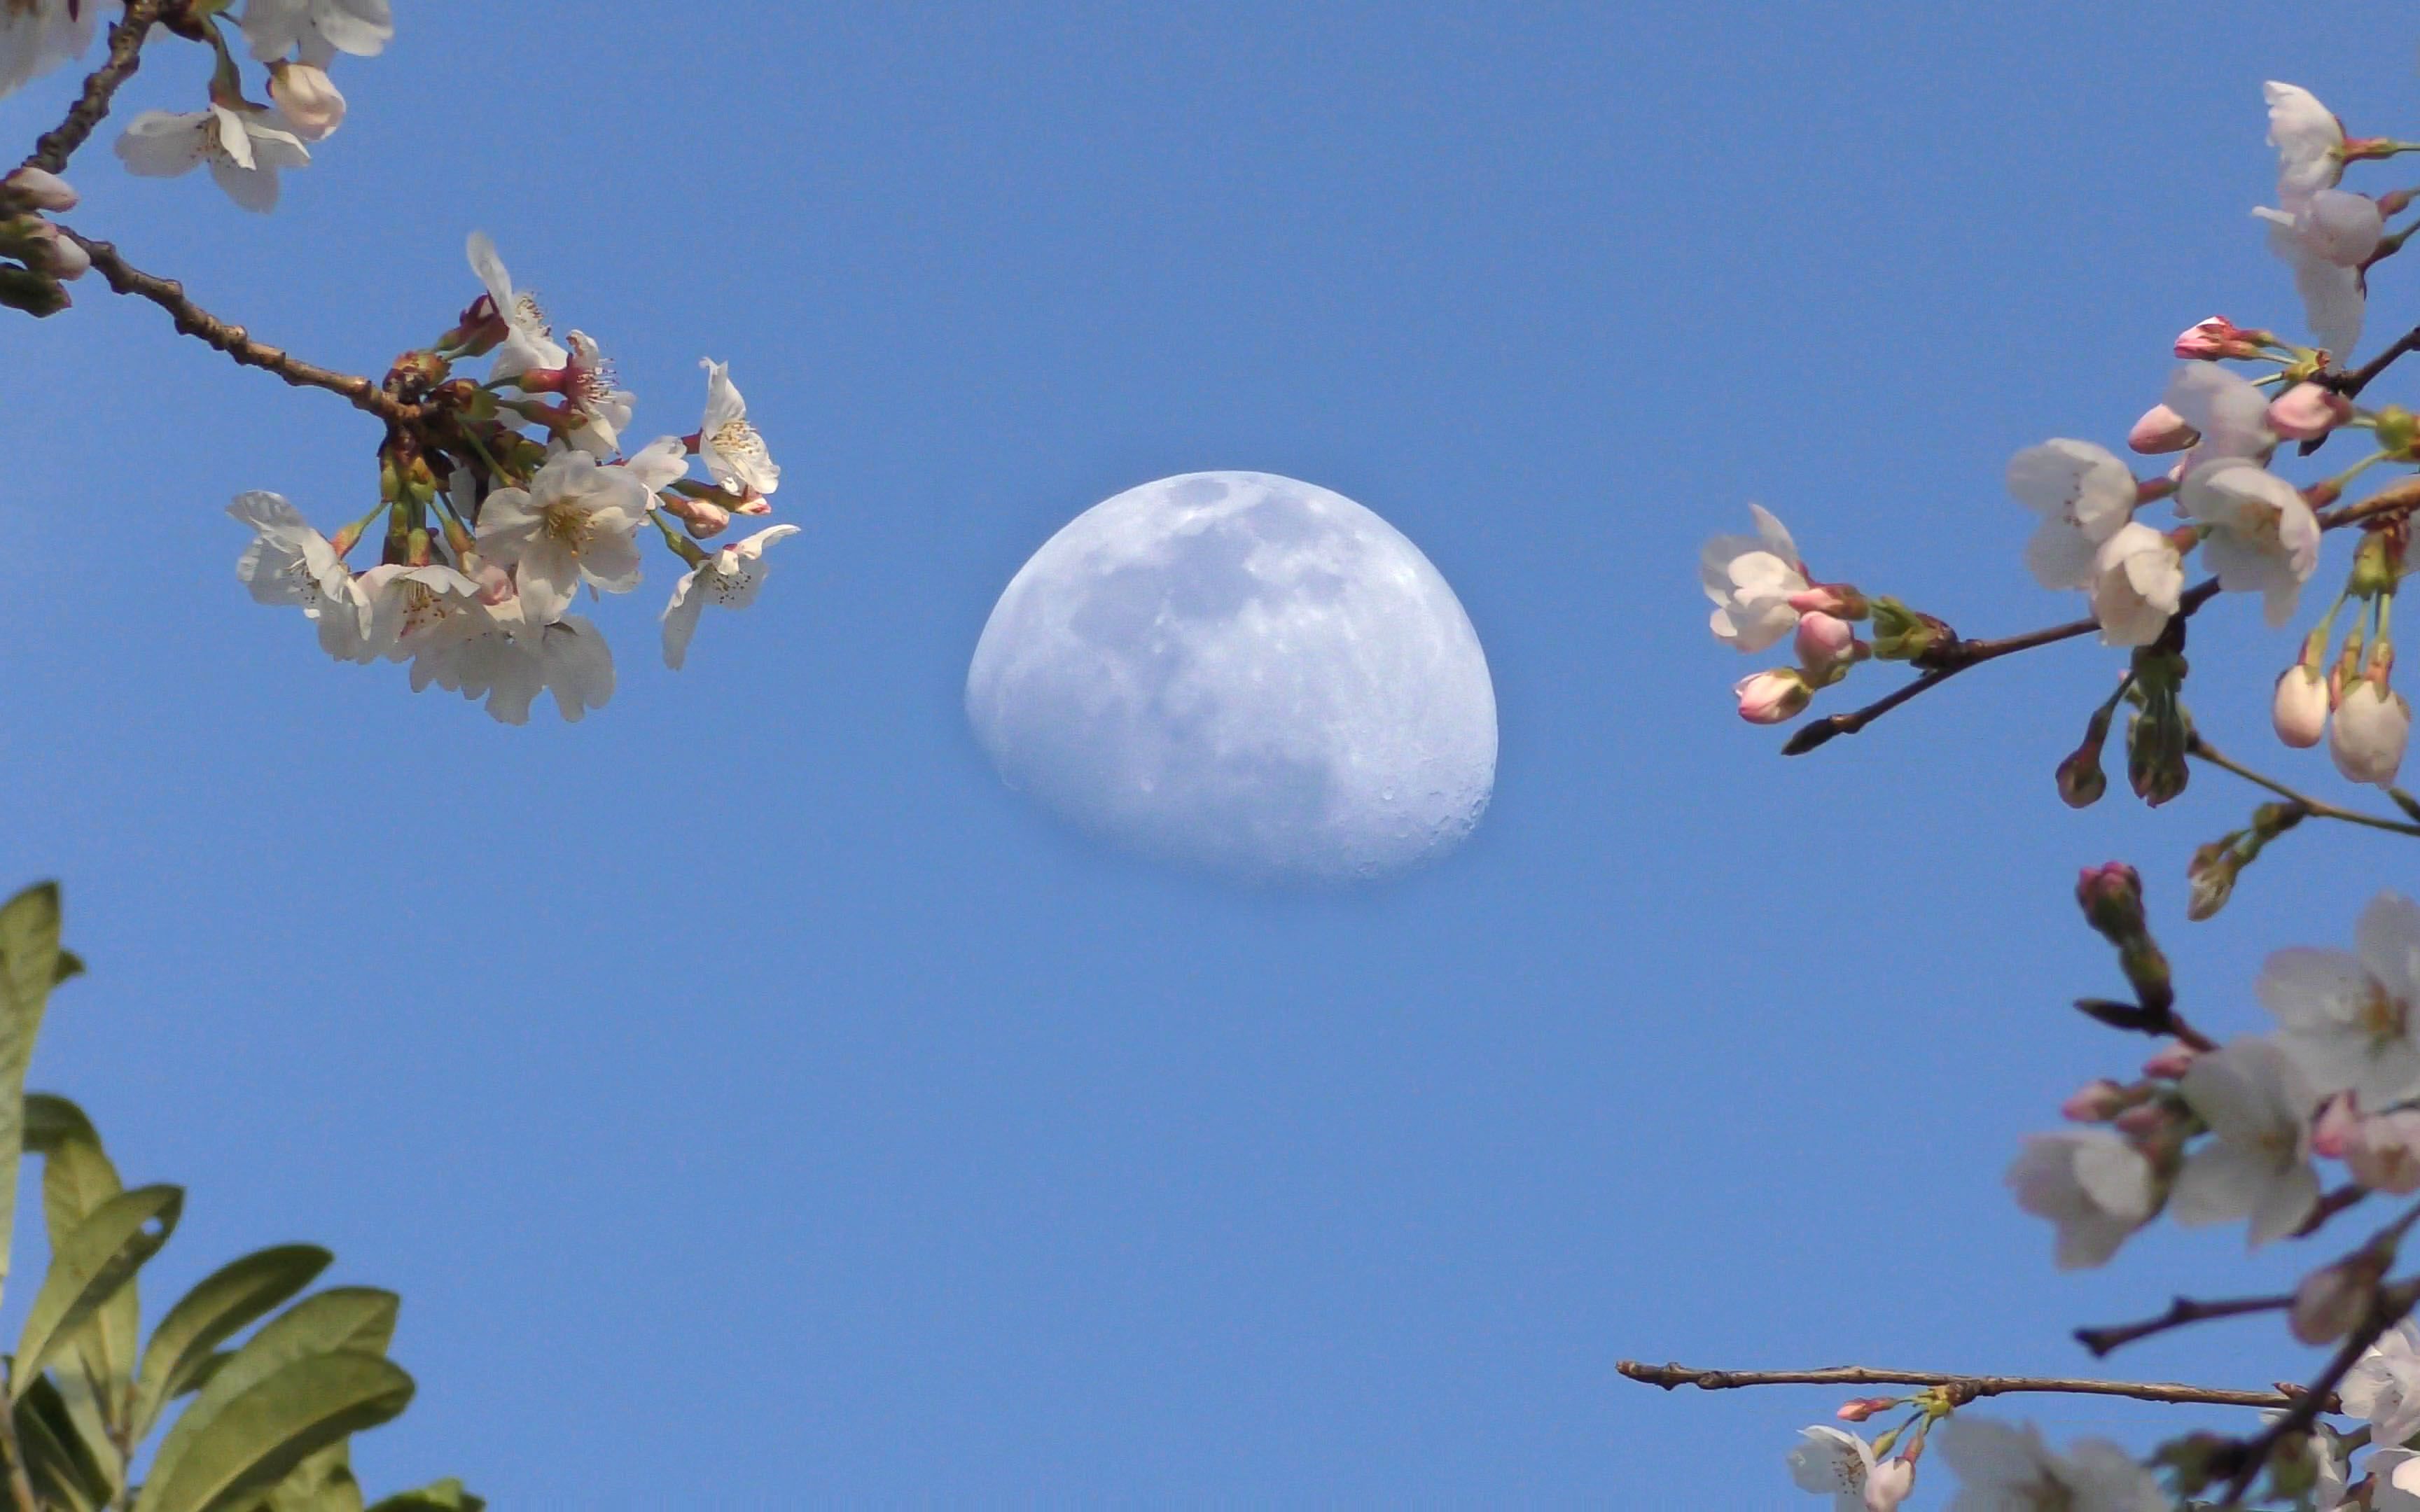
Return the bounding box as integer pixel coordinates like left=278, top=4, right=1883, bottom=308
left=16, top=1373, right=110, bottom=1512
left=263, top=1438, right=363, bottom=1512
left=25, top=1093, right=139, bottom=1444
left=365, top=1480, right=482, bottom=1512
left=143, top=1289, right=398, bottom=1504
left=131, top=1351, right=410, bottom=1512
left=15, top=1184, right=182, bottom=1401
left=130, top=1245, right=332, bottom=1442
left=0, top=882, right=69, bottom=1310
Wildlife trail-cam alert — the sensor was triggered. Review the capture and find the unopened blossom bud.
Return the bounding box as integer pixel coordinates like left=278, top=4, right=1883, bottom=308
left=1835, top=1397, right=1898, bottom=1423
left=1786, top=583, right=1868, bottom=620
left=1867, top=597, right=1952, bottom=663
left=1, top=166, right=75, bottom=214
left=2384, top=187, right=2418, bottom=218
left=2141, top=1043, right=2197, bottom=1079
left=2057, top=704, right=2114, bottom=808
left=733, top=496, right=774, bottom=516
left=2291, top=1249, right=2389, bottom=1345
left=2174, top=315, right=2270, bottom=360
left=2331, top=676, right=2412, bottom=787
left=2267, top=382, right=2353, bottom=441
left=1734, top=667, right=1811, bottom=725
left=2126, top=402, right=2200, bottom=454
left=2274, top=664, right=2330, bottom=748
left=660, top=493, right=732, bottom=539
left=2351, top=526, right=2408, bottom=598
left=0, top=266, right=67, bottom=317
left=2311, top=1094, right=2357, bottom=1158
left=267, top=61, right=346, bottom=141
left=2184, top=840, right=2242, bottom=922
left=2075, top=862, right=2146, bottom=942
left=2061, top=1079, right=2129, bottom=1122
left=2112, top=1101, right=2172, bottom=1140
left=1863, top=1457, right=1915, bottom=1512
left=1793, top=611, right=1863, bottom=682
left=2379, top=405, right=2420, bottom=458
left=22, top=222, right=86, bottom=281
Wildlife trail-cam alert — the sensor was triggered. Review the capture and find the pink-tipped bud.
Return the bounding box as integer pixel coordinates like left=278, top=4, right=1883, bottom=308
left=1835, top=1397, right=1896, bottom=1423
left=2127, top=403, right=2200, bottom=454
left=267, top=61, right=346, bottom=141
left=2332, top=677, right=2412, bottom=788
left=2141, top=1043, right=2198, bottom=1079
left=2175, top=315, right=2268, bottom=360
left=2061, top=1079, right=2129, bottom=1123
left=2267, top=382, right=2354, bottom=441
left=1734, top=667, right=1811, bottom=725
left=2075, top=862, right=2146, bottom=939
left=2274, top=664, right=2330, bottom=748
left=25, top=221, right=86, bottom=281
left=1787, top=583, right=1868, bottom=619
left=2113, top=1102, right=2170, bottom=1139
left=660, top=493, right=732, bottom=539
left=1793, top=610, right=1860, bottom=678
left=1, top=166, right=76, bottom=212
left=2384, top=187, right=2419, bottom=218
left=733, top=494, right=773, bottom=516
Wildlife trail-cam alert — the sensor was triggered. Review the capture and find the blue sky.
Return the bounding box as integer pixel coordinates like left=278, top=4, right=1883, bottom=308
left=0, top=2, right=2412, bottom=1502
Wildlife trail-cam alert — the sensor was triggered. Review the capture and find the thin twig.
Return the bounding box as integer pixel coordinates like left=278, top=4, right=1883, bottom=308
left=2072, top=1293, right=2293, bottom=1358
left=2219, top=1276, right=2420, bottom=1504
left=1614, top=1359, right=2302, bottom=1411
left=2339, top=326, right=2420, bottom=402
left=2188, top=733, right=2420, bottom=836
left=60, top=230, right=420, bottom=425
left=17, top=0, right=167, bottom=178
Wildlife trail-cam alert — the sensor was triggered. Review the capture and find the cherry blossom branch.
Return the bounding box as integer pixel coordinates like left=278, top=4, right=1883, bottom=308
left=2071, top=1292, right=2295, bottom=1358
left=2218, top=1275, right=2420, bottom=1504
left=59, top=228, right=422, bottom=426
left=2187, top=732, right=2420, bottom=836
left=2338, top=325, right=2420, bottom=402
left=1613, top=1359, right=2302, bottom=1411
left=16, top=0, right=167, bottom=178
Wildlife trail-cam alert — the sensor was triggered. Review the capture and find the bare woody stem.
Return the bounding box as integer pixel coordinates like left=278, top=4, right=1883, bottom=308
left=16, top=0, right=167, bottom=178
left=2188, top=732, right=2420, bottom=837
left=2220, top=1276, right=2420, bottom=1504
left=1614, top=1359, right=2306, bottom=1412
left=60, top=229, right=422, bottom=426
left=1785, top=473, right=2420, bottom=757
left=2072, top=1293, right=2293, bottom=1358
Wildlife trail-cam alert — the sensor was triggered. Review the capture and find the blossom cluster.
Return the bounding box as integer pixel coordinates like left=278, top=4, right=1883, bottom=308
left=232, top=232, right=794, bottom=722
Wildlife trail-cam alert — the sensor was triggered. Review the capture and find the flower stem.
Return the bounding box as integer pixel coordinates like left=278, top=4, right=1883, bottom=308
left=2185, top=734, right=2420, bottom=837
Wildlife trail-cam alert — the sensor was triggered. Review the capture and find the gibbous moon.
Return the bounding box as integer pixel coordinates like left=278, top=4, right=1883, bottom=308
left=966, top=471, right=1497, bottom=881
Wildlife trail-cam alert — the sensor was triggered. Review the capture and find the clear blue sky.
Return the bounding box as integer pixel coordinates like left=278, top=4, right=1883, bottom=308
left=0, top=3, right=2407, bottom=1502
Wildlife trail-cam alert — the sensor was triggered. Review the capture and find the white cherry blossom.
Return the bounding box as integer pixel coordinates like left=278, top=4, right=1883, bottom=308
left=2177, top=457, right=2318, bottom=626
left=2005, top=439, right=2135, bottom=590
left=2005, top=1130, right=2156, bottom=1270
left=2170, top=1036, right=2319, bottom=1247
left=1935, top=1418, right=2165, bottom=1512
left=2266, top=82, right=2346, bottom=209
left=2260, top=892, right=2420, bottom=1108
left=356, top=564, right=486, bottom=666
left=239, top=0, right=391, bottom=62
left=558, top=331, right=637, bottom=458
left=466, top=231, right=568, bottom=378
left=267, top=60, right=345, bottom=141
left=661, top=524, right=800, bottom=671
left=1788, top=1426, right=1879, bottom=1511
left=2374, top=1447, right=2420, bottom=1508
left=2164, top=363, right=2276, bottom=470
left=1701, top=505, right=1806, bottom=653
left=0, top=0, right=95, bottom=101
left=116, top=106, right=310, bottom=214
left=696, top=358, right=779, bottom=498
left=228, top=491, right=371, bottom=662
left=2346, top=1322, right=2420, bottom=1451
left=475, top=451, right=651, bottom=626
left=2255, top=188, right=2381, bottom=361
left=2085, top=523, right=2183, bottom=648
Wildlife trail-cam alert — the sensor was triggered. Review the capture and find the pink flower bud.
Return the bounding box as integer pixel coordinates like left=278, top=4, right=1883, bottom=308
left=1, top=166, right=76, bottom=212
left=2141, top=1043, right=2197, bottom=1079
left=2060, top=1079, right=2129, bottom=1122
left=733, top=495, right=773, bottom=516
left=2266, top=382, right=2353, bottom=441
left=1835, top=1396, right=1896, bottom=1423
left=660, top=493, right=732, bottom=539
left=1863, top=1457, right=1916, bottom=1512
left=2274, top=664, right=2330, bottom=749
left=1786, top=583, right=1867, bottom=618
left=2174, top=316, right=2267, bottom=360
left=1793, top=610, right=1858, bottom=676
left=1734, top=668, right=1811, bottom=725
left=24, top=222, right=85, bottom=281
left=2331, top=678, right=2412, bottom=787
left=268, top=62, right=347, bottom=142
left=2113, top=1102, right=2169, bottom=1138
left=2126, top=403, right=2200, bottom=454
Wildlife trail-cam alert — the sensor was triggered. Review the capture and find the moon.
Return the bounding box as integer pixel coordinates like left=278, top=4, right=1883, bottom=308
left=966, top=471, right=1497, bottom=881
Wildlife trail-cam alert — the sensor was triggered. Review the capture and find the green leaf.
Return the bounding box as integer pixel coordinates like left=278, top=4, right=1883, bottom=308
left=142, top=1289, right=398, bottom=1504
left=14, top=1184, right=182, bottom=1400
left=15, top=1373, right=111, bottom=1512
left=130, top=1351, right=411, bottom=1512
left=263, top=1439, right=363, bottom=1512
left=365, top=1480, right=483, bottom=1512
left=25, top=1093, right=139, bottom=1443
left=130, top=1244, right=332, bottom=1442
left=0, top=881, right=69, bottom=1310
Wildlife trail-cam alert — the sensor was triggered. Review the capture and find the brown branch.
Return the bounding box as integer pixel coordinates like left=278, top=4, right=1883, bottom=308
left=1615, top=1359, right=2302, bottom=1411
left=17, top=0, right=167, bottom=178
left=60, top=229, right=421, bottom=425
left=2336, top=326, right=2420, bottom=402
left=2219, top=1276, right=2420, bottom=1504
left=2073, top=1293, right=2293, bottom=1358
